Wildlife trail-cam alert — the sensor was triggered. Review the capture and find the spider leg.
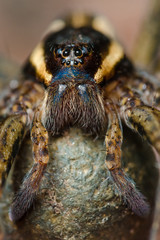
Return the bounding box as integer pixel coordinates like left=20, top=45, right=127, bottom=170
left=0, top=81, right=43, bottom=191
left=9, top=105, right=49, bottom=222
left=124, top=105, right=160, bottom=152
left=120, top=89, right=160, bottom=154
left=0, top=114, right=27, bottom=190
left=105, top=100, right=150, bottom=216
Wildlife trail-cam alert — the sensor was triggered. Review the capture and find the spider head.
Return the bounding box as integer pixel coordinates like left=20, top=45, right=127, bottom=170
left=24, top=26, right=126, bottom=87
left=42, top=27, right=112, bottom=84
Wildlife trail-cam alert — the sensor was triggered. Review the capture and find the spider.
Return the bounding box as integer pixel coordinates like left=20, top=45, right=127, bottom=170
left=0, top=13, right=159, bottom=222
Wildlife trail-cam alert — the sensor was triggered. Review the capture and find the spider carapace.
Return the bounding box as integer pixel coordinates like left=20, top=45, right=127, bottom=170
left=1, top=13, right=160, bottom=222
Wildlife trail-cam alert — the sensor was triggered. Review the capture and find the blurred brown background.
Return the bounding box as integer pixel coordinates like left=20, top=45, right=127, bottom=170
left=0, top=0, right=151, bottom=64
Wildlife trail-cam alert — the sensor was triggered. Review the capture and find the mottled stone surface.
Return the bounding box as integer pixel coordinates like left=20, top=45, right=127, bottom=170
left=0, top=126, right=158, bottom=240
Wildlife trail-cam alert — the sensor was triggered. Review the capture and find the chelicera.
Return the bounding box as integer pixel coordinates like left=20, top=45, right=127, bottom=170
left=0, top=14, right=159, bottom=222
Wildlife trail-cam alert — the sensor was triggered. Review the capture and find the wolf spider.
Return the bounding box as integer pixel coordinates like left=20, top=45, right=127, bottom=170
left=0, top=14, right=159, bottom=222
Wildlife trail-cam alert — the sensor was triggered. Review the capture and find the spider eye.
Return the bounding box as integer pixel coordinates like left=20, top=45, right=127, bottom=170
left=74, top=60, right=78, bottom=65
left=82, top=46, right=91, bottom=56
left=66, top=60, right=70, bottom=65
left=62, top=49, right=70, bottom=57
left=56, top=48, right=62, bottom=57
left=74, top=48, right=82, bottom=57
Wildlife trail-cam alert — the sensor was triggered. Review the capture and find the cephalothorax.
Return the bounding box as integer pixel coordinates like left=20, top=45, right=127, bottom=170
left=0, top=14, right=160, bottom=221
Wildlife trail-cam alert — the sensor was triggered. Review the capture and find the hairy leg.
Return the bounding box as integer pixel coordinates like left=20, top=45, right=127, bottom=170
left=0, top=81, right=44, bottom=190
left=9, top=104, right=49, bottom=222
left=0, top=114, right=27, bottom=189
left=120, top=88, right=160, bottom=154
left=105, top=100, right=150, bottom=216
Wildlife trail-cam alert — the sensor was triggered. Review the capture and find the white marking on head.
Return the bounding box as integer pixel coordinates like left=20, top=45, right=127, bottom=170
left=59, top=84, right=67, bottom=93
left=78, top=85, right=86, bottom=92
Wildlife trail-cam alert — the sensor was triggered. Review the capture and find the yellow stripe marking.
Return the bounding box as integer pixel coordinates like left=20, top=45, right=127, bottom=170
left=70, top=13, right=91, bottom=28
left=30, top=43, right=52, bottom=85
left=92, top=16, right=115, bottom=39
left=94, top=41, right=124, bottom=83
left=43, top=19, right=66, bottom=36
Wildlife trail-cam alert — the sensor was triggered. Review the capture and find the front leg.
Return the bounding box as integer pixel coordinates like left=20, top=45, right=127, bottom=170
left=105, top=100, right=150, bottom=216
left=9, top=105, right=49, bottom=222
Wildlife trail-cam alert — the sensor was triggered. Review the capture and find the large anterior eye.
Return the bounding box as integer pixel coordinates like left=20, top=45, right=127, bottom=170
left=62, top=48, right=70, bottom=57
left=74, top=48, right=82, bottom=57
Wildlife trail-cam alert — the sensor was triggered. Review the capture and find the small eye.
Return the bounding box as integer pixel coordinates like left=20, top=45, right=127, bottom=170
left=74, top=48, right=82, bottom=57
left=61, top=59, right=65, bottom=64
left=62, top=49, right=70, bottom=57
left=74, top=60, right=78, bottom=65
left=66, top=60, right=70, bottom=65
left=79, top=59, right=84, bottom=64
left=56, top=48, right=62, bottom=57
left=82, top=46, right=90, bottom=56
